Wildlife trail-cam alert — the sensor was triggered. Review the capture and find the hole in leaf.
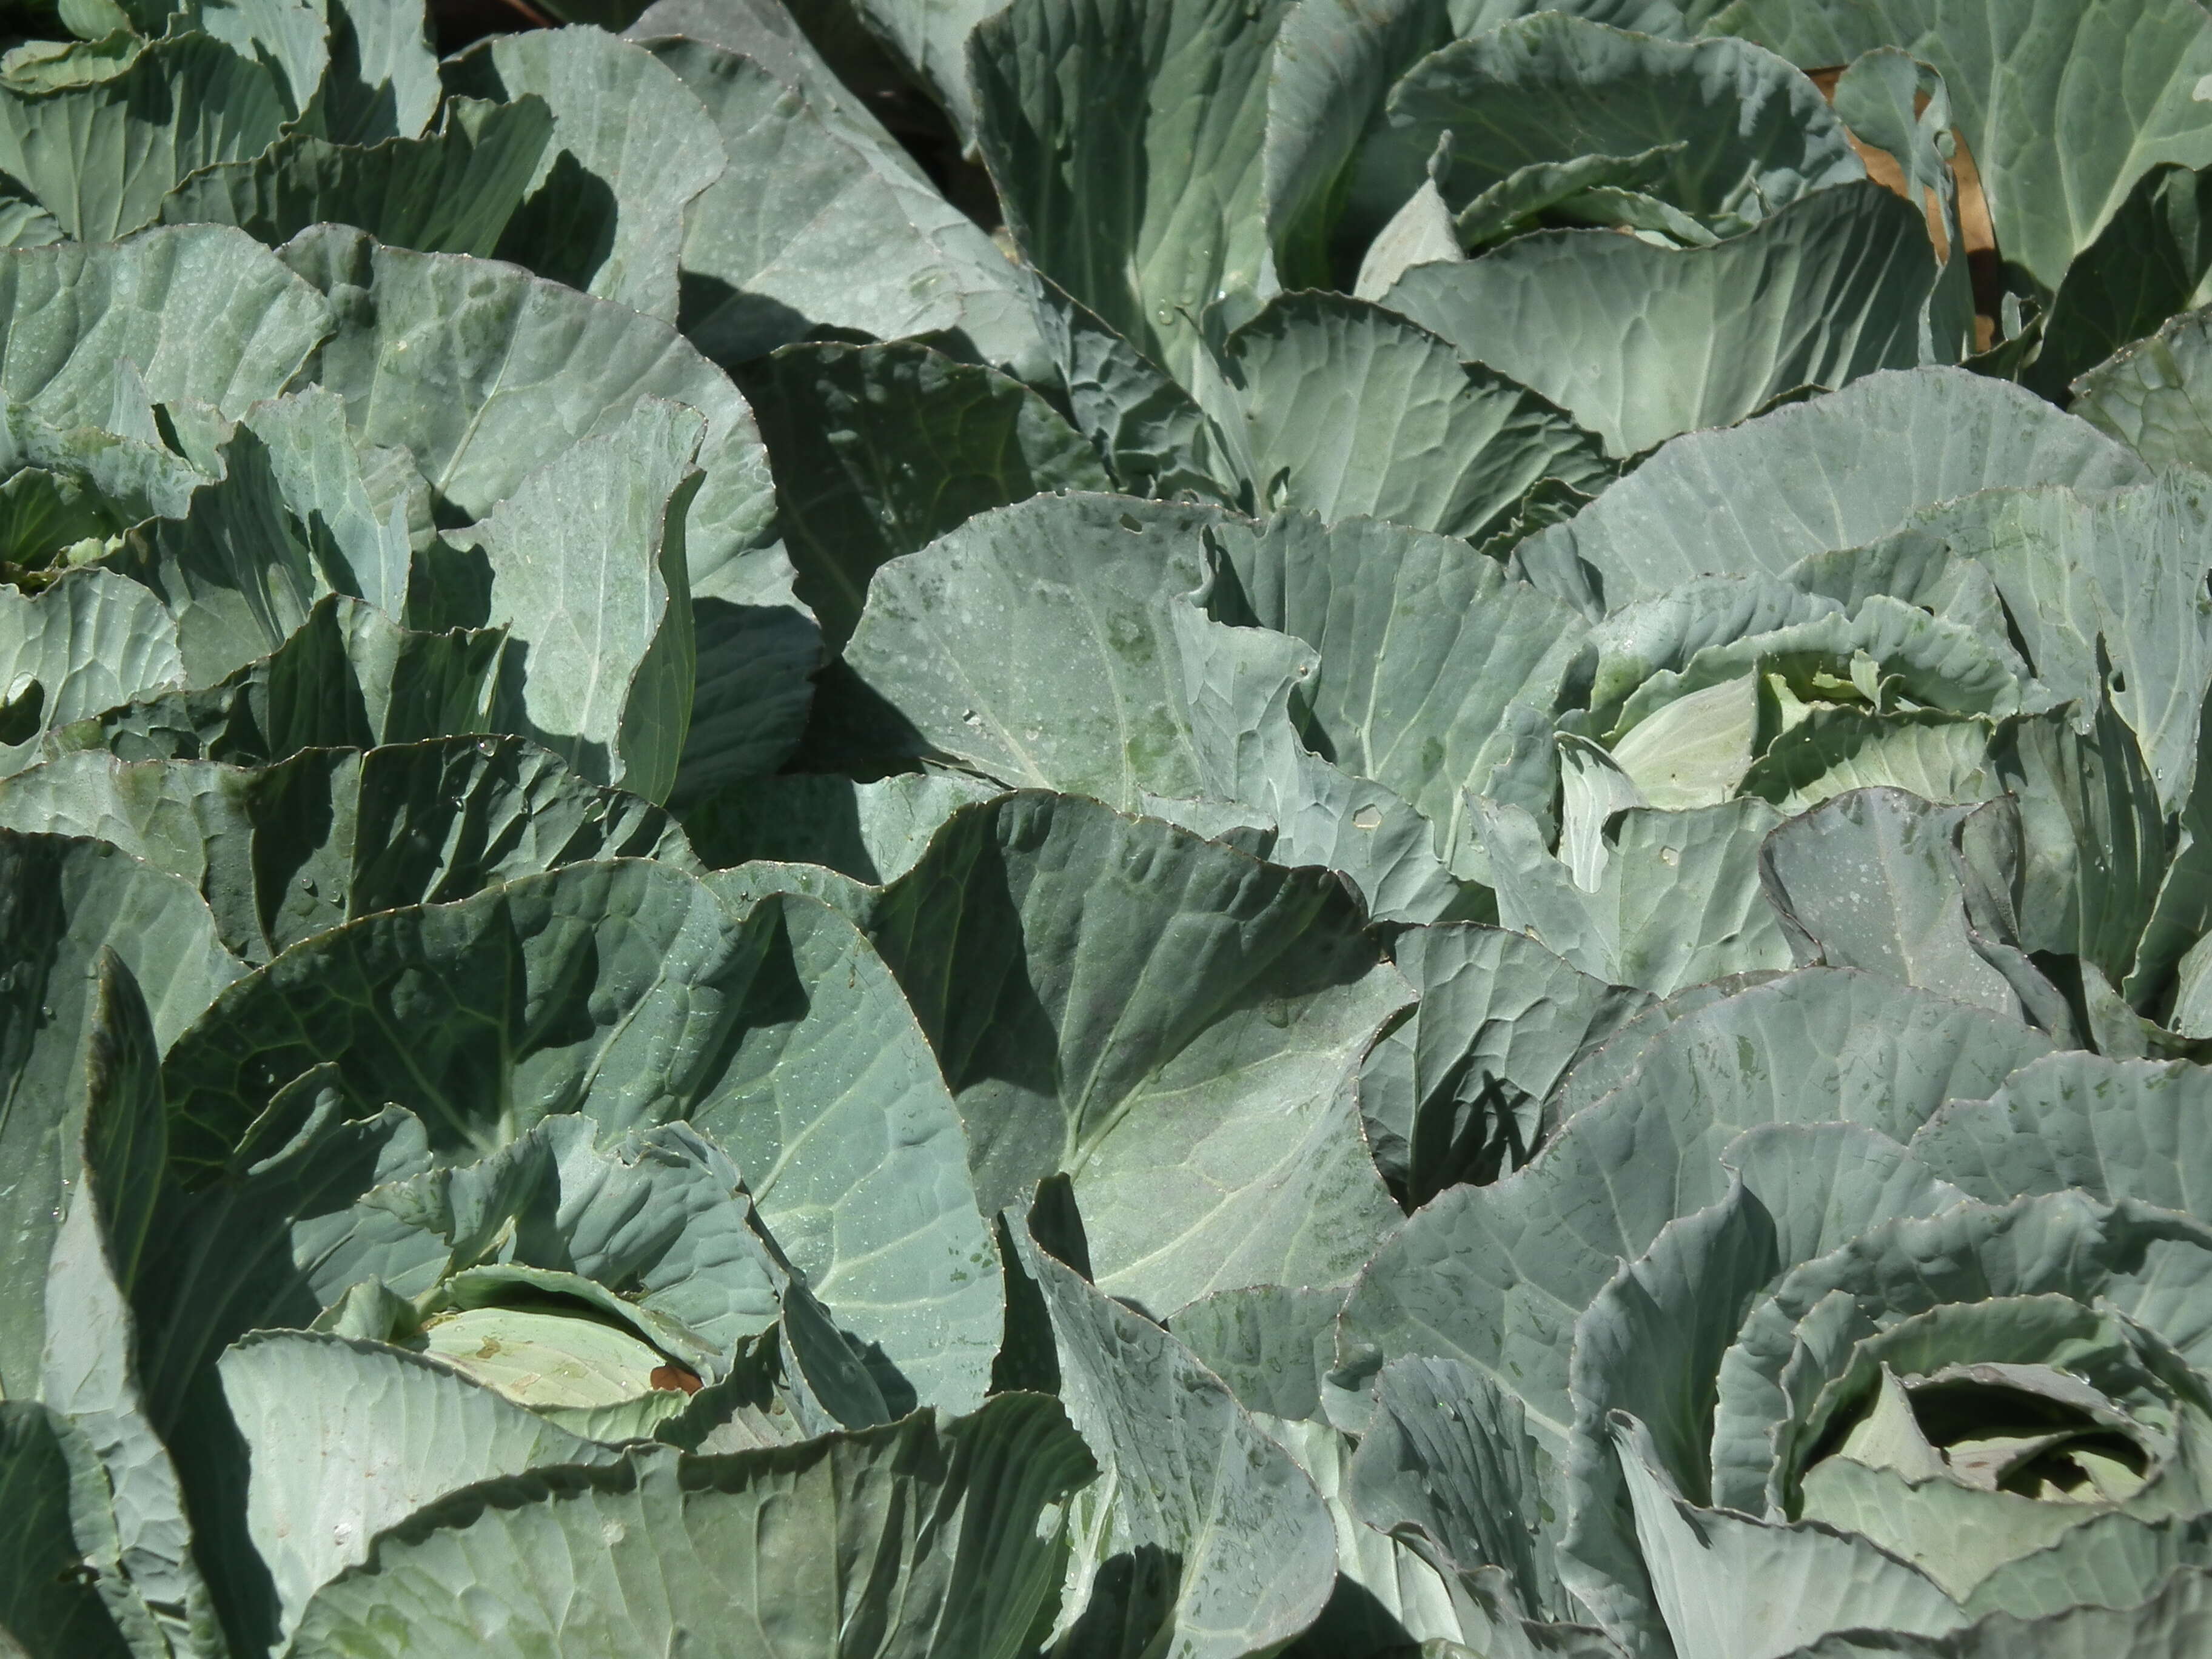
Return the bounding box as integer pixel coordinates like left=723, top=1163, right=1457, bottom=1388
left=0, top=675, right=44, bottom=745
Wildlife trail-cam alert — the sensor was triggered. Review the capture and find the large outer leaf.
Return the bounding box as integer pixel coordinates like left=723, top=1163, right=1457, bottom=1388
left=671, top=560, right=820, bottom=805
left=679, top=770, right=997, bottom=882
left=870, top=792, right=1411, bottom=1313
left=231, top=385, right=412, bottom=625
left=45, top=593, right=507, bottom=772
left=1208, top=293, right=1610, bottom=540
left=1758, top=789, right=2031, bottom=1017
left=464, top=398, right=702, bottom=804
left=77, top=951, right=164, bottom=1301
left=645, top=39, right=1044, bottom=380
left=1715, top=0, right=2212, bottom=290
left=0, top=226, right=330, bottom=429
left=1476, top=795, right=1794, bottom=994
left=1355, top=15, right=1859, bottom=242
left=2134, top=683, right=2212, bottom=1023
left=1010, top=1218, right=1338, bottom=1659
left=161, top=0, right=329, bottom=119
left=842, top=493, right=1223, bottom=804
left=1952, top=1516, right=2212, bottom=1627
left=1339, top=970, right=2052, bottom=1449
left=1212, top=509, right=1592, bottom=859
left=0, top=831, right=241, bottom=1396
left=1894, top=476, right=2212, bottom=815
left=1168, top=1283, right=1345, bottom=1422
left=691, top=893, right=1003, bottom=1416
left=971, top=0, right=1292, bottom=387
left=286, top=1399, right=1094, bottom=1659
left=0, top=737, right=699, bottom=965
left=1258, top=1409, right=1479, bottom=1654
left=153, top=861, right=1000, bottom=1413
left=221, top=1331, right=622, bottom=1646
left=1163, top=594, right=1487, bottom=924
left=1359, top=922, right=1652, bottom=1205
left=274, top=229, right=805, bottom=788
left=1265, top=0, right=1449, bottom=287
left=0, top=32, right=289, bottom=242
left=2022, top=159, right=2212, bottom=401
left=371, top=1114, right=785, bottom=1384
left=1781, top=1565, right=2212, bottom=1656
left=0, top=1404, right=134, bottom=1659
left=1910, top=1051, right=2212, bottom=1217
left=443, top=26, right=723, bottom=323
left=39, top=953, right=216, bottom=1657
left=0, top=397, right=216, bottom=537
left=275, top=228, right=774, bottom=601
left=1265, top=0, right=1468, bottom=288
left=0, top=569, right=182, bottom=777
left=845, top=494, right=1569, bottom=917
left=158, top=95, right=558, bottom=259
left=1513, top=368, right=2150, bottom=614
left=2073, top=302, right=2212, bottom=474
left=1981, top=695, right=2167, bottom=998
left=628, top=0, right=931, bottom=178
left=1542, top=973, right=1768, bottom=1127
left=843, top=0, right=997, bottom=144
left=1262, top=0, right=1688, bottom=284
left=157, top=859, right=771, bottom=1175
left=320, top=0, right=440, bottom=144
left=737, top=341, right=1110, bottom=651
left=1349, top=1353, right=1577, bottom=1623
left=1382, top=181, right=1955, bottom=457
left=129, top=1096, right=451, bottom=1646
left=115, top=477, right=311, bottom=693
left=1019, top=263, right=1236, bottom=501
left=102, top=398, right=403, bottom=689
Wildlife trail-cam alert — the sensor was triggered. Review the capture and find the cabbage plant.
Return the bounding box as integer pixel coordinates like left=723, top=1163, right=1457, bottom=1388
left=7, top=0, right=2212, bottom=1656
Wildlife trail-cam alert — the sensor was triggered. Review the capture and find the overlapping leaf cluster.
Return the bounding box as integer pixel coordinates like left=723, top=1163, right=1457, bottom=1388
left=7, top=0, right=2212, bottom=1655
